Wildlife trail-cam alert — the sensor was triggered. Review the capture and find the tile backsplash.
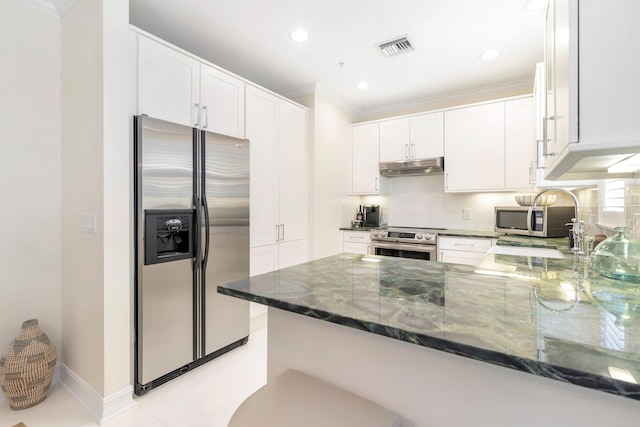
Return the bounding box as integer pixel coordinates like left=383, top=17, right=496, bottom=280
left=341, top=176, right=640, bottom=237
left=576, top=178, right=640, bottom=238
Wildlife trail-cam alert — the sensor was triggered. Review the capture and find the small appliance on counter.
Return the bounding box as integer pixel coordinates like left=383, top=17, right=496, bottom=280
left=363, top=205, right=381, bottom=227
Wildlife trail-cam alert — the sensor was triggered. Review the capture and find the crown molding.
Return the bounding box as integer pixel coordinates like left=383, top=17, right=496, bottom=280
left=357, top=77, right=534, bottom=118
left=17, top=0, right=77, bottom=17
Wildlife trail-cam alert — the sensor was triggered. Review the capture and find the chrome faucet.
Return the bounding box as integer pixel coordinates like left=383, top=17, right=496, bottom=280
left=529, top=187, right=584, bottom=254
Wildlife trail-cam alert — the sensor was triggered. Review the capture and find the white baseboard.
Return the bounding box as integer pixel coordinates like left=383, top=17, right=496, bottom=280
left=59, top=363, right=136, bottom=424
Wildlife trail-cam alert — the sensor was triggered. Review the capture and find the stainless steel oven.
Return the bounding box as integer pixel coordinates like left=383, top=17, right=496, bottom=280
left=370, top=227, right=442, bottom=261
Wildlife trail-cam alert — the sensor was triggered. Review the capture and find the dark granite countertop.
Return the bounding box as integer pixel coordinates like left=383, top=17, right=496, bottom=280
left=438, top=229, right=505, bottom=239
left=219, top=238, right=640, bottom=401
left=339, top=226, right=384, bottom=231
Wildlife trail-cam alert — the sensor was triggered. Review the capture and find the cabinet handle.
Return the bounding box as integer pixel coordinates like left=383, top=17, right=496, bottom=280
left=405, top=144, right=409, bottom=159
left=411, top=143, right=416, bottom=158
left=542, top=116, right=555, bottom=157
left=281, top=224, right=285, bottom=241
left=194, top=103, right=200, bottom=127
left=202, top=105, right=209, bottom=129
left=367, top=245, right=371, bottom=255
left=375, top=177, right=379, bottom=192
left=275, top=224, right=280, bottom=242
left=454, top=243, right=474, bottom=248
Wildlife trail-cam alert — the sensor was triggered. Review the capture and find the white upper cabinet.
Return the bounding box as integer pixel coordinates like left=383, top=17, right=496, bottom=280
left=444, top=102, right=505, bottom=192
left=379, top=112, right=444, bottom=162
left=505, top=97, right=536, bottom=190
left=411, top=112, right=444, bottom=159
left=444, top=98, right=535, bottom=192
left=136, top=34, right=245, bottom=138
left=199, top=64, right=245, bottom=138
left=543, top=0, right=640, bottom=180
left=138, top=35, right=199, bottom=128
left=379, top=118, right=410, bottom=162
left=351, top=123, right=383, bottom=194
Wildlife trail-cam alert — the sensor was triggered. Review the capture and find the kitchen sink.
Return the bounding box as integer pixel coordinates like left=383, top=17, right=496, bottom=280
left=488, top=245, right=565, bottom=259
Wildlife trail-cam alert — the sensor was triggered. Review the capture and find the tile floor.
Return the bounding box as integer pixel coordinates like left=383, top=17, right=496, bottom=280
left=0, top=315, right=267, bottom=427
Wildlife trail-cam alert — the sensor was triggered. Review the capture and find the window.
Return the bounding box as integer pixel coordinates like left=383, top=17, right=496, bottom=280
left=600, top=179, right=626, bottom=227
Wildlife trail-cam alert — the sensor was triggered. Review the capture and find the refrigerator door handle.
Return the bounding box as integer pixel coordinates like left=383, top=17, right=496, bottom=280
left=202, top=195, right=211, bottom=271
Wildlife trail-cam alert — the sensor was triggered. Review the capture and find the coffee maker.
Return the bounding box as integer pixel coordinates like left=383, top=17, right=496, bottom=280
left=363, top=205, right=381, bottom=227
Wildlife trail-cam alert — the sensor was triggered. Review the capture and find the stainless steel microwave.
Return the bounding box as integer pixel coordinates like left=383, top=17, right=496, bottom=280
left=494, top=206, right=576, bottom=237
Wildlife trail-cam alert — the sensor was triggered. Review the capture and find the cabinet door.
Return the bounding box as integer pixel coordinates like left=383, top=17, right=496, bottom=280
left=278, top=101, right=307, bottom=243
left=505, top=98, right=536, bottom=190
left=278, top=239, right=308, bottom=269
left=351, top=123, right=381, bottom=194
left=343, top=242, right=370, bottom=255
left=200, top=64, right=245, bottom=138
left=246, top=85, right=278, bottom=247
left=379, top=118, right=410, bottom=162
left=439, top=250, right=485, bottom=266
left=545, top=0, right=578, bottom=165
left=411, top=112, right=444, bottom=158
left=444, top=103, right=505, bottom=191
left=138, top=36, right=199, bottom=127
left=250, top=244, right=278, bottom=276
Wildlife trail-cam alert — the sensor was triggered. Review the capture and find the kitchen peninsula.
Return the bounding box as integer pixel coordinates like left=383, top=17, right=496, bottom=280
left=218, top=241, right=640, bottom=426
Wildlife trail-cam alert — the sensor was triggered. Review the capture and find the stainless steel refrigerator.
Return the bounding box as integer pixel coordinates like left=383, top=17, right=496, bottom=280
left=133, top=115, right=250, bottom=395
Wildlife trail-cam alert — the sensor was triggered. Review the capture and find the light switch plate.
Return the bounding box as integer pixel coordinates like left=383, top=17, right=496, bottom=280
left=81, top=213, right=97, bottom=233
left=463, top=208, right=472, bottom=220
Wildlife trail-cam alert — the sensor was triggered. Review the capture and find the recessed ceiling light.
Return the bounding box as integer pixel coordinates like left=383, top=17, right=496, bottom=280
left=523, top=0, right=545, bottom=12
left=290, top=28, right=308, bottom=42
left=480, top=49, right=501, bottom=60
left=357, top=81, right=369, bottom=90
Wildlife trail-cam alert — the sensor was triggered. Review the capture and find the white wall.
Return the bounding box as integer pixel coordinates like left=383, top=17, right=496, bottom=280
left=0, top=0, right=62, bottom=361
left=295, top=92, right=353, bottom=260
left=61, top=0, right=131, bottom=408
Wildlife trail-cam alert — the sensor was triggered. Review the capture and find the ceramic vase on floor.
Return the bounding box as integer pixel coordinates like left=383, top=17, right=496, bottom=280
left=0, top=319, right=57, bottom=410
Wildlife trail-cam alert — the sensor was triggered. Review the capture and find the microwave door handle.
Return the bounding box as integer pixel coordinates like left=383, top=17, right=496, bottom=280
left=527, top=207, right=533, bottom=235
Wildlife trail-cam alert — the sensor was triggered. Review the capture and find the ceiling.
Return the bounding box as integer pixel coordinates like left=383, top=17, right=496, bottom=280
left=25, top=0, right=545, bottom=114
left=129, top=0, right=544, bottom=114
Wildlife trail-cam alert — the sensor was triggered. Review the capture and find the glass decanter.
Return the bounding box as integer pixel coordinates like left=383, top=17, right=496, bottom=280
left=591, top=227, right=640, bottom=282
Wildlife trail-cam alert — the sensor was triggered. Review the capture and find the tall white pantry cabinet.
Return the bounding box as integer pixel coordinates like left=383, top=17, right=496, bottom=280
left=132, top=29, right=308, bottom=279
left=246, top=85, right=308, bottom=276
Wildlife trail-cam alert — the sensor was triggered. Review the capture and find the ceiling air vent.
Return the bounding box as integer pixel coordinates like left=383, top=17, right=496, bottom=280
left=377, top=35, right=415, bottom=57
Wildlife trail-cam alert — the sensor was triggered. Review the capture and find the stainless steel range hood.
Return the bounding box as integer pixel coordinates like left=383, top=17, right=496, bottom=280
left=379, top=157, right=444, bottom=177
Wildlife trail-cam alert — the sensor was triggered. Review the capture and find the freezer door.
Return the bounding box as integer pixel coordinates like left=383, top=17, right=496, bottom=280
left=134, top=116, right=196, bottom=386
left=201, top=131, right=250, bottom=357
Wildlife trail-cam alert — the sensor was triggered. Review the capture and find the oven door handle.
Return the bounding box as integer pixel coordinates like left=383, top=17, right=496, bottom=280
left=371, top=241, right=435, bottom=253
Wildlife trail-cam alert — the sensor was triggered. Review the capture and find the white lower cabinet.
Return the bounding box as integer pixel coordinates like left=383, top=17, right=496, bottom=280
left=439, top=236, right=497, bottom=266
left=250, top=240, right=308, bottom=277
left=342, top=231, right=371, bottom=255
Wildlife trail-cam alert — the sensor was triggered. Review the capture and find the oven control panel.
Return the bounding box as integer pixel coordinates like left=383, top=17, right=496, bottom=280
left=371, top=229, right=438, bottom=243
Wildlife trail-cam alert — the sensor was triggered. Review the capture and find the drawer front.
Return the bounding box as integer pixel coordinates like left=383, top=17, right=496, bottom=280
left=343, top=231, right=371, bottom=244
left=438, top=237, right=494, bottom=253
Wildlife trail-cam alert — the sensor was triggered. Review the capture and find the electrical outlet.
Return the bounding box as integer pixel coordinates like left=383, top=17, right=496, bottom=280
left=463, top=208, right=472, bottom=220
